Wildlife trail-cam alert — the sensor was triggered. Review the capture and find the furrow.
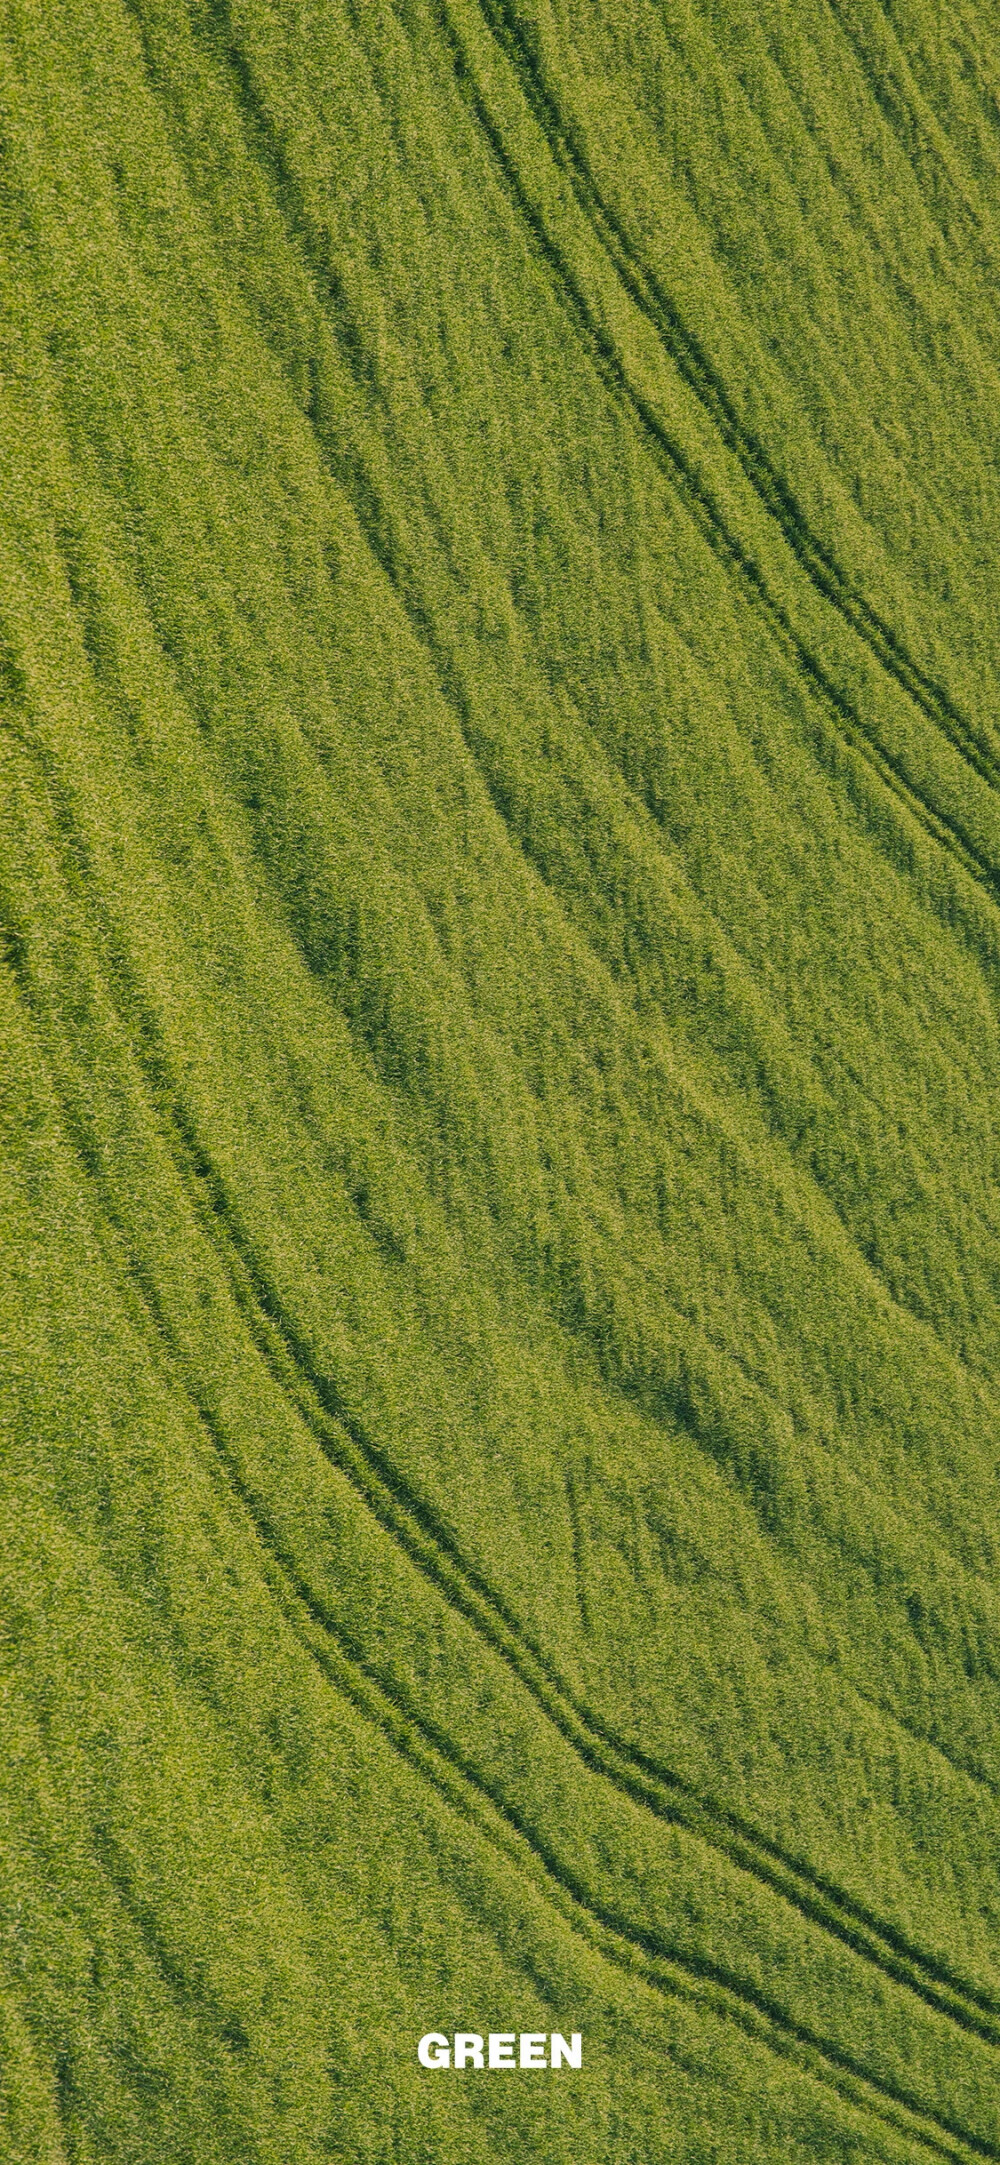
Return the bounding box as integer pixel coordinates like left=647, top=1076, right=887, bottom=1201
left=9, top=6, right=1000, bottom=2157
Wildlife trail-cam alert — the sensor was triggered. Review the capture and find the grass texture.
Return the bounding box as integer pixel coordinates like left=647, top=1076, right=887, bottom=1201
left=4, top=0, right=1000, bottom=2157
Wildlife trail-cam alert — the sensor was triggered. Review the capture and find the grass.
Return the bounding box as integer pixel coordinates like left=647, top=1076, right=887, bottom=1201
left=4, top=0, right=1000, bottom=2156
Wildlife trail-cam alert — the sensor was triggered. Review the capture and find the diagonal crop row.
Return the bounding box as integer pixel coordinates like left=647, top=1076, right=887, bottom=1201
left=145, top=0, right=1000, bottom=984
left=55, top=1, right=1000, bottom=1740
left=472, top=0, right=1000, bottom=801
left=826, top=0, right=988, bottom=252
left=7, top=692, right=1000, bottom=2110
left=19, top=15, right=1000, bottom=2054
left=9, top=10, right=1000, bottom=2154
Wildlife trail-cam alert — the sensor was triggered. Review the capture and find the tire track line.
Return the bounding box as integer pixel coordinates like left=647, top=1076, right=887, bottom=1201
left=143, top=0, right=1000, bottom=933
left=428, top=0, right=1000, bottom=920
left=36, top=1132, right=989, bottom=2165
left=197, top=1413, right=1000, bottom=2165
left=124, top=0, right=1000, bottom=1414
left=16, top=3, right=1000, bottom=2062
left=2, top=925, right=977, bottom=2161
left=475, top=0, right=1000, bottom=799
left=7, top=600, right=1000, bottom=2069
left=170, top=1109, right=1000, bottom=2049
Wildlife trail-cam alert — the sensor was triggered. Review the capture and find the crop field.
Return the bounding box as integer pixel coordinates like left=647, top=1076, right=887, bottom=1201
left=5, top=0, right=1000, bottom=2157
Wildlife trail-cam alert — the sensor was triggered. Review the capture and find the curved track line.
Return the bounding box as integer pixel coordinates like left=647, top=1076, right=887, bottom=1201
left=139, top=1361, right=1000, bottom=2165
left=8, top=476, right=1000, bottom=2066
left=125, top=0, right=1000, bottom=1415
left=117, top=0, right=1000, bottom=1586
left=52, top=1151, right=995, bottom=2165
left=2, top=944, right=976, bottom=2165
left=14, top=0, right=1000, bottom=2072
left=147, top=0, right=1000, bottom=939
left=473, top=0, right=1000, bottom=797
left=432, top=0, right=1000, bottom=892
left=173, top=1114, right=1000, bottom=2049
left=5, top=796, right=1000, bottom=2151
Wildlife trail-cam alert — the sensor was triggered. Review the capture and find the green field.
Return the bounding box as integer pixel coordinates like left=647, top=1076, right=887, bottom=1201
left=5, top=1, right=1000, bottom=2156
